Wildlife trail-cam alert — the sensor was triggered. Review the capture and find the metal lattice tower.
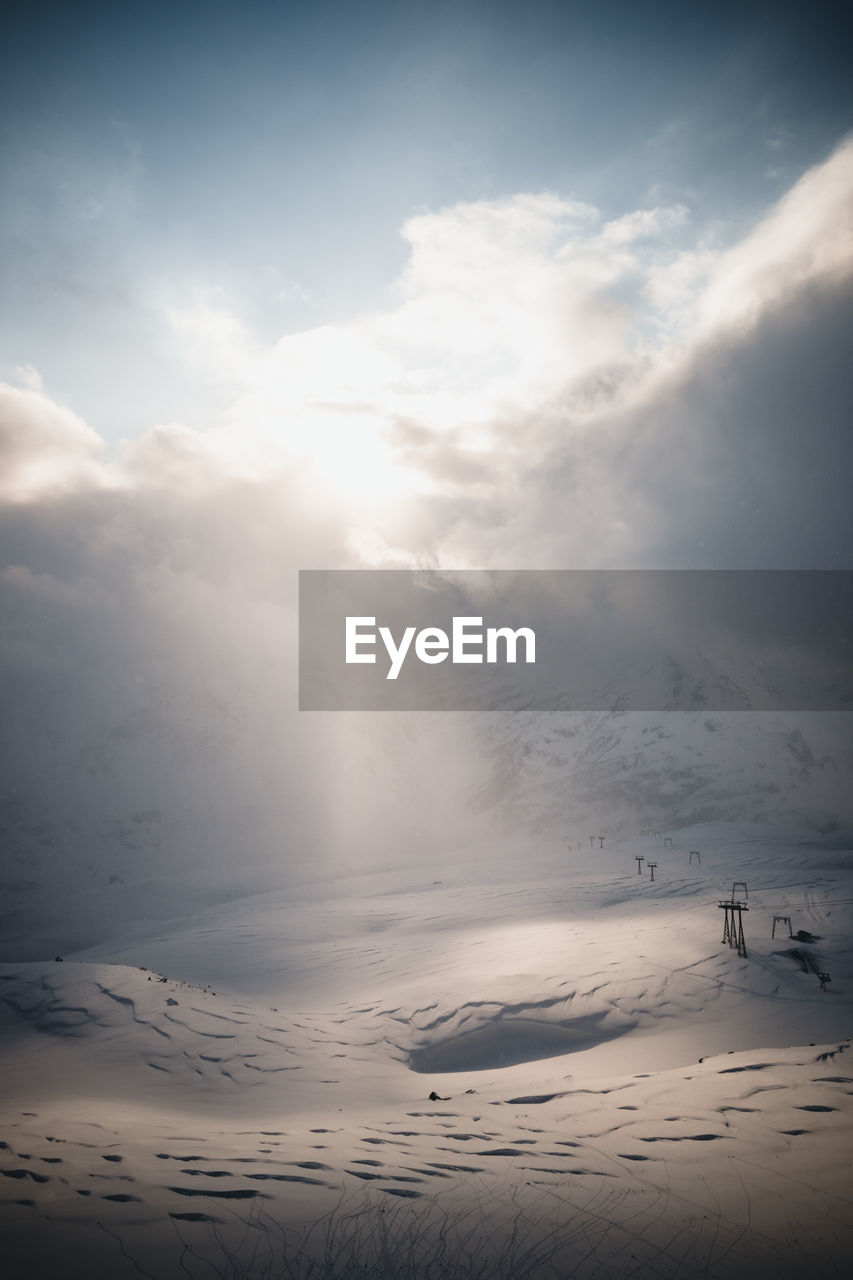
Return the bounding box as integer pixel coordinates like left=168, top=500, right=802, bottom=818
left=732, top=880, right=748, bottom=899
left=720, top=902, right=733, bottom=947
left=719, top=900, right=749, bottom=957
left=772, top=915, right=793, bottom=939
left=689, top=850, right=701, bottom=864
left=635, top=856, right=644, bottom=875
left=647, top=861, right=658, bottom=882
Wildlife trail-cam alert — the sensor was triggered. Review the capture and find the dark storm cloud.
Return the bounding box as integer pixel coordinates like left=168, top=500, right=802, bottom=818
left=487, top=276, right=853, bottom=574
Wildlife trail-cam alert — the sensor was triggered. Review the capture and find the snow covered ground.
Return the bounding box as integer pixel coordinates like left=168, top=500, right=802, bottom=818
left=2, top=822, right=852, bottom=1278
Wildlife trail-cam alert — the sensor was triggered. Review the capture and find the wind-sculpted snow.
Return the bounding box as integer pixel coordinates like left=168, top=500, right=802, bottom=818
left=1, top=1039, right=852, bottom=1278
left=1, top=821, right=852, bottom=1276
left=0, top=964, right=322, bottom=1098
left=407, top=1008, right=632, bottom=1072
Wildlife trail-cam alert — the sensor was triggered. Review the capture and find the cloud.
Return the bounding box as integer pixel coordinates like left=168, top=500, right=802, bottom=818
left=367, top=137, right=853, bottom=569
left=152, top=138, right=853, bottom=572
left=2, top=141, right=852, bottom=943
left=6, top=136, right=853, bottom=577
left=682, top=134, right=853, bottom=340
left=0, top=382, right=110, bottom=501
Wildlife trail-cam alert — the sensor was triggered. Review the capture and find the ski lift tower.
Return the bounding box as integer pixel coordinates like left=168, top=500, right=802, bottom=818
left=719, top=898, right=749, bottom=958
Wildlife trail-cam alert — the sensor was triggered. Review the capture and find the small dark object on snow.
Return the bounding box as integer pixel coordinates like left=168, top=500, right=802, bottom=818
left=54, top=956, right=63, bottom=963
left=428, top=1091, right=449, bottom=1101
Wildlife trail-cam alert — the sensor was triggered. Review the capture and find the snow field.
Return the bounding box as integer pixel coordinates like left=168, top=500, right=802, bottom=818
left=1, top=821, right=851, bottom=1277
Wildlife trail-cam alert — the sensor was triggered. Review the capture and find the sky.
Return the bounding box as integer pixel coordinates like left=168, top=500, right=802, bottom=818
left=2, top=1, right=852, bottom=453
left=1, top=1, right=853, bottom=926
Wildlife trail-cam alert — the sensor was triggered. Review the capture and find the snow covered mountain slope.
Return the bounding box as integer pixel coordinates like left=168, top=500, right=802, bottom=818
left=1, top=822, right=852, bottom=1277
left=474, top=711, right=853, bottom=836
left=3, top=707, right=850, bottom=964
